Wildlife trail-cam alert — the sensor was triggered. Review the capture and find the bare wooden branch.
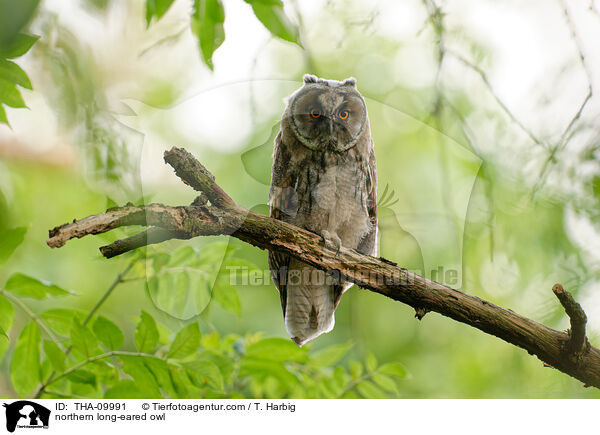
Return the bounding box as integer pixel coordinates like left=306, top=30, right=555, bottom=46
left=553, top=283, right=588, bottom=363
left=46, top=147, right=600, bottom=389
left=163, top=147, right=236, bottom=209
left=100, top=227, right=183, bottom=258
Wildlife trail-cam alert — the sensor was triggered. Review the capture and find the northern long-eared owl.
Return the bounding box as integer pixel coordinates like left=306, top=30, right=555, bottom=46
left=268, top=74, right=377, bottom=346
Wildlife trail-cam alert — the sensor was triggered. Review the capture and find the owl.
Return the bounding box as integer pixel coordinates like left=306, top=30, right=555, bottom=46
left=268, top=74, right=377, bottom=346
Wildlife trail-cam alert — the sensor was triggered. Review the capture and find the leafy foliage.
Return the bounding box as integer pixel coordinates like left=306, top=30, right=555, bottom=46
left=0, top=0, right=38, bottom=126
left=4, top=273, right=73, bottom=298
left=0, top=294, right=13, bottom=358
left=0, top=231, right=407, bottom=398
left=93, top=316, right=124, bottom=351
left=135, top=311, right=159, bottom=353
left=1, top=304, right=407, bottom=398
left=191, top=0, right=226, bottom=71
left=145, top=0, right=176, bottom=26
left=10, top=322, right=41, bottom=397
left=244, top=0, right=299, bottom=44
left=144, top=244, right=253, bottom=319
left=144, top=0, right=299, bottom=70
left=0, top=227, right=27, bottom=266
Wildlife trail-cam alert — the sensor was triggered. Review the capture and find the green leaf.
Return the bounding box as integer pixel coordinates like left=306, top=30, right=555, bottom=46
left=0, top=104, right=7, bottom=125
left=239, top=358, right=300, bottom=390
left=378, top=362, right=408, bottom=379
left=93, top=316, right=124, bottom=350
left=0, top=34, right=39, bottom=59
left=43, top=340, right=66, bottom=371
left=114, top=355, right=175, bottom=398
left=372, top=373, right=398, bottom=394
left=168, top=322, right=201, bottom=360
left=84, top=0, right=111, bottom=11
left=365, top=351, right=378, bottom=372
left=135, top=311, right=159, bottom=353
left=0, top=294, right=14, bottom=359
left=244, top=0, right=299, bottom=44
left=145, top=0, right=176, bottom=25
left=0, top=227, right=27, bottom=265
left=143, top=357, right=177, bottom=397
left=120, top=355, right=162, bottom=397
left=349, top=360, right=363, bottom=378
left=212, top=280, right=241, bottom=316
left=355, top=380, right=387, bottom=399
left=245, top=337, right=307, bottom=363
left=185, top=359, right=224, bottom=391
left=0, top=78, right=26, bottom=109
left=0, top=59, right=31, bottom=89
left=308, top=341, right=353, bottom=368
left=146, top=270, right=212, bottom=320
left=0, top=0, right=40, bottom=46
left=4, top=273, right=73, bottom=299
left=0, top=326, right=7, bottom=361
left=10, top=321, right=41, bottom=397
left=191, top=0, right=225, bottom=70
left=167, top=246, right=197, bottom=267
left=67, top=369, right=96, bottom=386
left=105, top=380, right=146, bottom=399
left=41, top=309, right=84, bottom=337
left=169, top=365, right=195, bottom=398
left=70, top=318, right=99, bottom=359
left=87, top=360, right=118, bottom=385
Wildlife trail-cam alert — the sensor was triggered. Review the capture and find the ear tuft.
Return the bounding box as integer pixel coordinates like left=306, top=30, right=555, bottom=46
left=342, top=77, right=357, bottom=87
left=303, top=74, right=318, bottom=84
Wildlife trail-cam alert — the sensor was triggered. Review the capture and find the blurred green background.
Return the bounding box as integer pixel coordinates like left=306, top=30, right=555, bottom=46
left=1, top=0, right=600, bottom=398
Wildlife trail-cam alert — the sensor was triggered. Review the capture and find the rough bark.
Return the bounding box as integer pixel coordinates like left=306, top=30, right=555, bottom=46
left=47, top=147, right=600, bottom=389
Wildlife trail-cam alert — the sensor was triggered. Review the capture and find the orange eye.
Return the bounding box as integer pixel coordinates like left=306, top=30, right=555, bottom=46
left=338, top=110, right=349, bottom=120
left=310, top=108, right=321, bottom=118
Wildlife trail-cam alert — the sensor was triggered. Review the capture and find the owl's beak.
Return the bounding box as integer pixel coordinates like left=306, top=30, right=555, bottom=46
left=327, top=117, right=333, bottom=135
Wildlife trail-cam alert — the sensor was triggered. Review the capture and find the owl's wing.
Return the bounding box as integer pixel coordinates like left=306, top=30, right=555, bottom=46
left=268, top=132, right=297, bottom=316
left=333, top=143, right=378, bottom=309
left=357, top=143, right=378, bottom=256
left=268, top=200, right=292, bottom=316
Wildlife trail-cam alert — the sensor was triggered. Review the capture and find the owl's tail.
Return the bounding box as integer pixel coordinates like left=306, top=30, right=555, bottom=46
left=284, top=259, right=337, bottom=346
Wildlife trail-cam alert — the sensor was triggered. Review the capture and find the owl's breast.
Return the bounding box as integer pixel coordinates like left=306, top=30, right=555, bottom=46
left=295, top=159, right=372, bottom=249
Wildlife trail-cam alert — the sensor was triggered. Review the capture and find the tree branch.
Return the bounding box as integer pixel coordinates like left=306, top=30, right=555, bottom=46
left=553, top=283, right=589, bottom=363
left=47, top=147, right=600, bottom=389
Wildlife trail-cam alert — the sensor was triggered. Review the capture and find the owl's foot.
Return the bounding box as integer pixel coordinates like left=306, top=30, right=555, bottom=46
left=321, top=230, right=342, bottom=256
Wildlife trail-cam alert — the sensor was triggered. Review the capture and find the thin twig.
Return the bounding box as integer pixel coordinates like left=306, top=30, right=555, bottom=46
left=82, top=259, right=137, bottom=326
left=0, top=289, right=64, bottom=351
left=288, top=0, right=317, bottom=73
left=591, top=0, right=600, bottom=19
left=421, top=0, right=466, bottom=270
left=40, top=350, right=155, bottom=391
left=532, top=0, right=594, bottom=196
left=446, top=49, right=546, bottom=149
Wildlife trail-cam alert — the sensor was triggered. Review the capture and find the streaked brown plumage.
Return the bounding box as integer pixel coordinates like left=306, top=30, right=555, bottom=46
left=268, top=75, right=377, bottom=346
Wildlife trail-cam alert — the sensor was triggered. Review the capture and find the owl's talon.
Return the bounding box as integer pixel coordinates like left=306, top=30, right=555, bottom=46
left=321, top=230, right=342, bottom=256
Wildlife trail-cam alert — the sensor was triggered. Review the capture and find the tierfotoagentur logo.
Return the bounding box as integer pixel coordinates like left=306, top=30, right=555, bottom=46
left=226, top=265, right=460, bottom=288
left=2, top=401, right=51, bottom=432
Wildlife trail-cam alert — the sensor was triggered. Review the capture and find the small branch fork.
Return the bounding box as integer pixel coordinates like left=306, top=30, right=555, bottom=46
left=47, top=147, right=600, bottom=389
left=553, top=284, right=589, bottom=363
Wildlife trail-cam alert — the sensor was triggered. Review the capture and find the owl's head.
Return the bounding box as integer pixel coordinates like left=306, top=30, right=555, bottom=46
left=285, top=74, right=368, bottom=152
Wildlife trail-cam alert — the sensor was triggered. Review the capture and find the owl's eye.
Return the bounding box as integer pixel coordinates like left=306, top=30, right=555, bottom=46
left=310, top=108, right=321, bottom=118
left=338, top=110, right=349, bottom=120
